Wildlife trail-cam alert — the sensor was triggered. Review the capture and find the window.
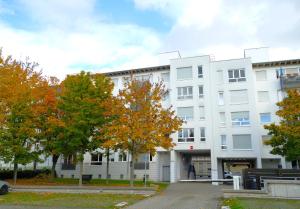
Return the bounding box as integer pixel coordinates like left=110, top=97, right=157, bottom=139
left=221, top=135, right=227, bottom=150
left=112, top=78, right=118, bottom=87
left=199, top=106, right=205, bottom=120
left=232, top=134, right=252, bottom=149
left=161, top=72, right=170, bottom=82
left=217, top=70, right=223, bottom=84
left=260, top=113, right=271, bottom=123
left=110, top=153, right=115, bottom=162
left=262, top=135, right=271, bottom=145
left=198, top=66, right=203, bottom=78
left=134, top=74, right=151, bottom=82
left=198, top=85, right=204, bottom=98
left=118, top=152, right=127, bottom=162
left=177, top=86, right=193, bottom=99
left=177, top=67, right=193, bottom=80
left=200, top=127, right=206, bottom=141
left=178, top=128, right=194, bottom=142
left=230, top=89, right=248, bottom=104
left=122, top=76, right=130, bottom=84
left=228, top=69, right=246, bottom=82
left=177, top=107, right=194, bottom=121
left=218, top=91, right=224, bottom=105
left=219, top=112, right=226, bottom=126
left=231, top=111, right=250, bottom=126
left=91, top=153, right=102, bottom=165
left=255, top=70, right=267, bottom=81
left=257, top=91, right=269, bottom=102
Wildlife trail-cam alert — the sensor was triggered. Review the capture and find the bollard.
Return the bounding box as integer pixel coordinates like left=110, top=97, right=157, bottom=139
left=233, top=176, right=240, bottom=190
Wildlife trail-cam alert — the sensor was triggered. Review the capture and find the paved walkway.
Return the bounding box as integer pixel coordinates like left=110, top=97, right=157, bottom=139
left=126, top=183, right=230, bottom=209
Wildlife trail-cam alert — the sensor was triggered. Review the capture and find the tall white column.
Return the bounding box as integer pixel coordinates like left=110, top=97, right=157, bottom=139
left=211, top=156, right=218, bottom=185
left=170, top=150, right=177, bottom=183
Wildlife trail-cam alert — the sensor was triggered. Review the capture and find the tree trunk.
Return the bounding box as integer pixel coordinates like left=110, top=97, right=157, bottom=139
left=33, top=160, right=37, bottom=171
left=13, top=162, right=18, bottom=185
left=51, top=154, right=59, bottom=180
left=106, top=149, right=110, bottom=184
left=130, top=152, right=134, bottom=187
left=79, top=158, right=83, bottom=187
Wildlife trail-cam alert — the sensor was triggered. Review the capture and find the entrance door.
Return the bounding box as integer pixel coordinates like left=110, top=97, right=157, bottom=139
left=162, top=165, right=170, bottom=182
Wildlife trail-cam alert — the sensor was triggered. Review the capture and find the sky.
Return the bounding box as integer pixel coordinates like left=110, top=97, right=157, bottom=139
left=0, top=0, right=299, bottom=79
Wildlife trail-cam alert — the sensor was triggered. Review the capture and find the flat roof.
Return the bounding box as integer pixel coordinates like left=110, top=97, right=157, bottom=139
left=104, top=65, right=170, bottom=76
left=252, top=59, right=300, bottom=68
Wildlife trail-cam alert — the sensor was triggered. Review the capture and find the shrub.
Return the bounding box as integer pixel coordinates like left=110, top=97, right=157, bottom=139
left=0, top=169, right=51, bottom=180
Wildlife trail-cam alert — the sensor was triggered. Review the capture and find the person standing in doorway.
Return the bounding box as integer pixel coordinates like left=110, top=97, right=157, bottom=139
left=188, top=163, right=196, bottom=179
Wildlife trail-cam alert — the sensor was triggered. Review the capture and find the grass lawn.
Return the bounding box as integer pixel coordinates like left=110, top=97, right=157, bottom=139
left=0, top=192, right=145, bottom=209
left=222, top=197, right=300, bottom=209
left=6, top=178, right=169, bottom=191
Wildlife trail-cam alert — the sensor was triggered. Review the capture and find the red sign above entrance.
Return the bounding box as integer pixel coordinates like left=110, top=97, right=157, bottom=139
left=189, top=145, right=193, bottom=150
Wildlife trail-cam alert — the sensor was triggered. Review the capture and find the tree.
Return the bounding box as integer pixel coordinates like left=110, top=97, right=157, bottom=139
left=34, top=77, right=65, bottom=179
left=59, top=71, right=113, bottom=186
left=101, top=79, right=182, bottom=186
left=264, top=89, right=300, bottom=164
left=0, top=51, right=47, bottom=184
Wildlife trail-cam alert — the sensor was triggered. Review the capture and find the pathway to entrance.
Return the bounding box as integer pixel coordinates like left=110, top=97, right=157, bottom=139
left=126, top=182, right=231, bottom=209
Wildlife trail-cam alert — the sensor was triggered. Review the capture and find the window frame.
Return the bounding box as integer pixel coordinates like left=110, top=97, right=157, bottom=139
left=178, top=128, right=195, bottom=142
left=177, top=86, right=193, bottom=100
left=198, top=85, right=204, bottom=98
left=177, top=67, right=193, bottom=80
left=177, top=106, right=194, bottom=121
left=198, top=65, right=203, bottom=78
left=218, top=91, right=225, bottom=105
left=91, top=153, right=103, bottom=165
left=228, top=68, right=246, bottom=83
left=232, top=134, right=252, bottom=150
left=221, top=135, right=227, bottom=150
left=260, top=113, right=271, bottom=124
left=200, top=127, right=206, bottom=142
left=231, top=111, right=250, bottom=126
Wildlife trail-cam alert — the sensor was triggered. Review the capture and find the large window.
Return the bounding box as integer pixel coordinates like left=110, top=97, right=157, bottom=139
left=198, top=85, right=204, bottom=98
left=255, top=70, right=267, bottom=81
left=218, top=91, right=224, bottom=105
left=233, top=134, right=252, bottom=150
left=177, top=107, right=194, bottom=121
left=228, top=69, right=246, bottom=82
left=134, top=74, right=151, bottom=82
left=230, top=89, right=248, bottom=104
left=91, top=153, right=102, bottom=165
left=200, top=127, right=206, bottom=141
left=178, top=128, right=194, bottom=142
left=260, top=113, right=271, bottom=123
left=177, top=67, right=193, bottom=80
left=177, top=86, right=193, bottom=99
left=231, top=111, right=250, bottom=126
left=257, top=91, right=269, bottom=102
left=221, top=135, right=227, bottom=150
left=198, top=66, right=203, bottom=78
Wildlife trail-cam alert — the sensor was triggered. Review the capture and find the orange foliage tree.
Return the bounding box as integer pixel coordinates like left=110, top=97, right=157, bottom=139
left=101, top=79, right=182, bottom=186
left=0, top=51, right=48, bottom=184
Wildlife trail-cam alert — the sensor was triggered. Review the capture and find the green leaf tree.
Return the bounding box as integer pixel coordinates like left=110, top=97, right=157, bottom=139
left=59, top=71, right=113, bottom=186
left=264, top=89, right=300, bottom=165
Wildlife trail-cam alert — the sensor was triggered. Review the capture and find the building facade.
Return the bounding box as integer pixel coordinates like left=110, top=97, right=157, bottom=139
left=51, top=51, right=300, bottom=183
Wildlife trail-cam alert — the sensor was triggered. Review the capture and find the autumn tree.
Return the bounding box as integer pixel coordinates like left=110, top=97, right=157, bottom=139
left=264, top=89, right=300, bottom=165
left=59, top=71, right=113, bottom=186
left=34, top=76, right=65, bottom=179
left=0, top=51, right=47, bottom=184
left=102, top=79, right=182, bottom=186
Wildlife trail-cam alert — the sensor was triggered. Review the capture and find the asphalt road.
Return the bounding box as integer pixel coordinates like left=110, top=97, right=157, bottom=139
left=126, top=182, right=231, bottom=209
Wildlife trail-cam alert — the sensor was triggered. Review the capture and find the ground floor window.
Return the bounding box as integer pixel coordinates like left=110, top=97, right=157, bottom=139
left=91, top=153, right=102, bottom=165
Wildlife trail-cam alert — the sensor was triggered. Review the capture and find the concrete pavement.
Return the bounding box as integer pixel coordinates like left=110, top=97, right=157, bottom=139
left=126, top=182, right=231, bottom=209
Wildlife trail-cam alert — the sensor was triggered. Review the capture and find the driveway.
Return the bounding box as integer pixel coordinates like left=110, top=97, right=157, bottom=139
left=126, top=182, right=230, bottom=209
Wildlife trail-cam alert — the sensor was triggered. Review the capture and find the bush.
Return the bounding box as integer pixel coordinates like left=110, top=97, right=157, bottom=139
left=0, top=169, right=51, bottom=180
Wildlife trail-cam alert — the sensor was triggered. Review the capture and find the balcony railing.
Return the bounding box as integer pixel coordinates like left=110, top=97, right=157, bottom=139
left=280, top=74, right=300, bottom=89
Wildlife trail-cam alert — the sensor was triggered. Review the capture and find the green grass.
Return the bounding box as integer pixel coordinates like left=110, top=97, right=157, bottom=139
left=222, top=198, right=300, bottom=209
left=0, top=192, right=145, bottom=209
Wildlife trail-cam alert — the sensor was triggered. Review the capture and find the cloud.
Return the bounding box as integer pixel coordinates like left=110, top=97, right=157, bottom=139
left=0, top=0, right=163, bottom=80
left=134, top=0, right=300, bottom=60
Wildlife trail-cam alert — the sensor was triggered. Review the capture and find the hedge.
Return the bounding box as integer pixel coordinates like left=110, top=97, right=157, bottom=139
left=0, top=169, right=51, bottom=180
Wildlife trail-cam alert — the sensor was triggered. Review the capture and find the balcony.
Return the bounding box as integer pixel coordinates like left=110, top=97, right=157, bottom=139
left=280, top=74, right=300, bottom=90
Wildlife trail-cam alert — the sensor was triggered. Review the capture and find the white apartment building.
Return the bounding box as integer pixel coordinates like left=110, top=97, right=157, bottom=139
left=41, top=49, right=300, bottom=182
